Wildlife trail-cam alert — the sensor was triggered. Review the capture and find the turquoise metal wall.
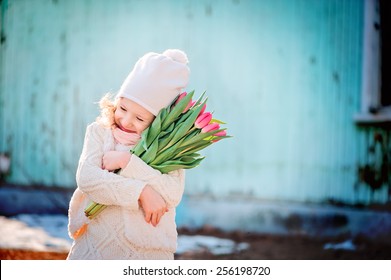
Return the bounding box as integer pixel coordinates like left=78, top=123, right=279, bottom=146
left=1, top=0, right=386, bottom=204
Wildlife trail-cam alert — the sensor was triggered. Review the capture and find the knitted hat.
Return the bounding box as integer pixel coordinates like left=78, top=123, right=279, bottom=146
left=117, top=49, right=190, bottom=116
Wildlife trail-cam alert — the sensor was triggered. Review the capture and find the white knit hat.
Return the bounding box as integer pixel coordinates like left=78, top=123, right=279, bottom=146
left=117, top=49, right=190, bottom=116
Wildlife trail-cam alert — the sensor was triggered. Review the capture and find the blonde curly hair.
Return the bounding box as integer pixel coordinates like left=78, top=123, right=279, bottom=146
left=96, top=93, right=118, bottom=129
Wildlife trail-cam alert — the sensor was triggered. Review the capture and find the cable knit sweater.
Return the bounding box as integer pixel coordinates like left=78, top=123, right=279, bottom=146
left=66, top=122, right=185, bottom=260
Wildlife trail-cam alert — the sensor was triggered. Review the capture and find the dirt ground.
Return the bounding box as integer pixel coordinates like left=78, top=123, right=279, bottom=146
left=1, top=227, right=391, bottom=260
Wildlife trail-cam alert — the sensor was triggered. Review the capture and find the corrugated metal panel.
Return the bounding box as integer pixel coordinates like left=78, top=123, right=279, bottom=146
left=1, top=0, right=387, bottom=204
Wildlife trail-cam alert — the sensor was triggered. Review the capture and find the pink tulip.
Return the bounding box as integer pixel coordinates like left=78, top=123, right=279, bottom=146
left=195, top=112, right=212, bottom=129
left=201, top=123, right=220, bottom=133
left=174, top=92, right=194, bottom=113
left=184, top=100, right=195, bottom=113
left=214, top=130, right=227, bottom=137
left=175, top=92, right=187, bottom=105
left=212, top=130, right=227, bottom=142
left=198, top=103, right=206, bottom=117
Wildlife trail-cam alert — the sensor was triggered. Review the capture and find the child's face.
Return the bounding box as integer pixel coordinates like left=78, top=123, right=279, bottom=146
left=114, top=98, right=155, bottom=135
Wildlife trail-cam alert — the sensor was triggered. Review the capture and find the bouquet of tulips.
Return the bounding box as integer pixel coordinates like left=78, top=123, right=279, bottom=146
left=84, top=91, right=229, bottom=219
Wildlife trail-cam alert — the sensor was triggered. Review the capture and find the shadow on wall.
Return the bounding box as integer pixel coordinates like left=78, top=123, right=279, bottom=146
left=0, top=184, right=73, bottom=216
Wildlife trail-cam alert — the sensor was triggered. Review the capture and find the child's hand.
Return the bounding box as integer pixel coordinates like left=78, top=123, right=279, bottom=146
left=102, top=151, right=131, bottom=171
left=138, top=185, right=168, bottom=227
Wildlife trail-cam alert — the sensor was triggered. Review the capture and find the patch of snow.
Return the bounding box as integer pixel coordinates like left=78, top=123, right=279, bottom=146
left=14, top=214, right=71, bottom=241
left=177, top=235, right=249, bottom=255
left=0, top=215, right=71, bottom=252
left=323, top=239, right=356, bottom=251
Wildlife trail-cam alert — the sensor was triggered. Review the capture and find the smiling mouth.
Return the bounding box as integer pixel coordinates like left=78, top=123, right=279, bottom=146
left=118, top=124, right=136, bottom=133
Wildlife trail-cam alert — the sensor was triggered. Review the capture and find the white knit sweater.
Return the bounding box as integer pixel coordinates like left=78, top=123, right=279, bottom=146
left=66, top=122, right=185, bottom=260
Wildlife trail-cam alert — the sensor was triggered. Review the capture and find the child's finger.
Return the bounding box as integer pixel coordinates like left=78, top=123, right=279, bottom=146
left=150, top=214, right=156, bottom=227
left=153, top=211, right=164, bottom=227
left=156, top=215, right=161, bottom=226
left=144, top=212, right=152, bottom=224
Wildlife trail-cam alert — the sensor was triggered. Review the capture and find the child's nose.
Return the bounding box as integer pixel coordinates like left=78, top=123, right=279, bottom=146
left=122, top=116, right=133, bottom=128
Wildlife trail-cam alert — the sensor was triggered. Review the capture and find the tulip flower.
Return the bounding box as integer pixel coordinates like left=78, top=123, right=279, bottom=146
left=201, top=122, right=220, bottom=133
left=198, top=103, right=206, bottom=117
left=184, top=100, right=195, bottom=113
left=174, top=92, right=194, bottom=113
left=195, top=112, right=212, bottom=129
left=175, top=92, right=187, bottom=105
left=212, top=130, right=227, bottom=142
left=214, top=130, right=227, bottom=137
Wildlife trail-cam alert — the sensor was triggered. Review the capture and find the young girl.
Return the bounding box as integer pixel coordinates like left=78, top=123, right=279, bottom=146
left=66, top=49, right=190, bottom=260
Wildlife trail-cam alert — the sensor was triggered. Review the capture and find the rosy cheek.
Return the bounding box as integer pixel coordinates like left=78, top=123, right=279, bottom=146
left=134, top=125, right=141, bottom=134
left=138, top=126, right=146, bottom=134
left=115, top=110, right=122, bottom=119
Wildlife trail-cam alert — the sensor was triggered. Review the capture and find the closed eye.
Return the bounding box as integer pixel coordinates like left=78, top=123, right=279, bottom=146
left=120, top=106, right=127, bottom=112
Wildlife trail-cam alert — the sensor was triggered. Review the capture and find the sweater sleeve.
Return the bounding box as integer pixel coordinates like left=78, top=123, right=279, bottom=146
left=119, top=155, right=185, bottom=208
left=76, top=123, right=146, bottom=209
